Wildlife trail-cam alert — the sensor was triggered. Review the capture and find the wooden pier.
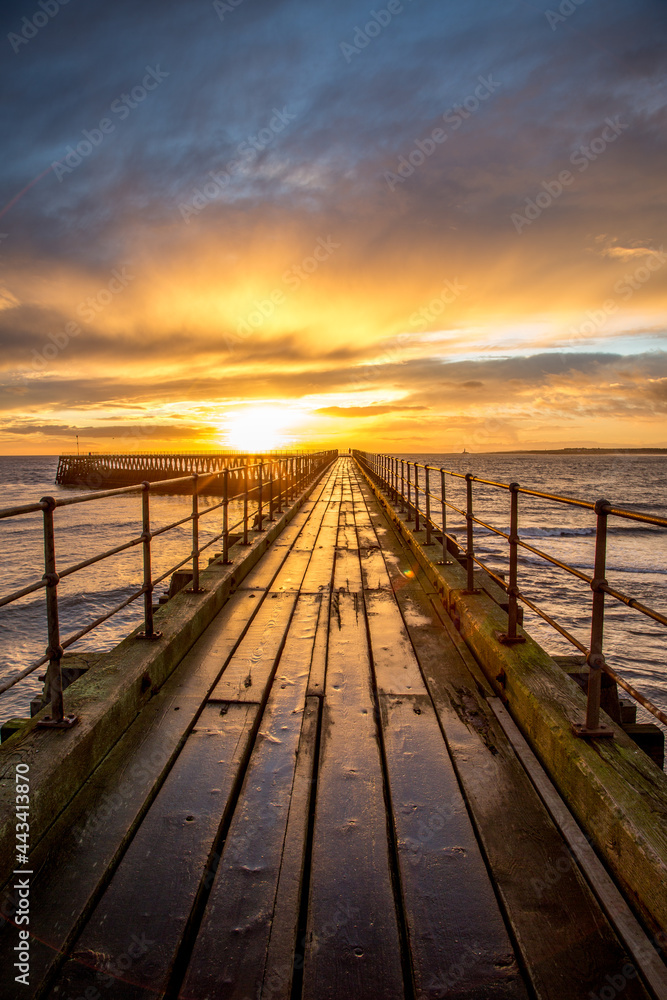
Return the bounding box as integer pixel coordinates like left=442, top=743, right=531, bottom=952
left=1, top=458, right=666, bottom=999
left=54, top=451, right=304, bottom=494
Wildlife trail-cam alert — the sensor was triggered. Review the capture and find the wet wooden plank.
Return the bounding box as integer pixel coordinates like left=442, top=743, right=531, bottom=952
left=364, top=590, right=424, bottom=695
left=303, top=592, right=404, bottom=1000
left=180, top=596, right=319, bottom=1000
left=0, top=589, right=267, bottom=999
left=289, top=503, right=330, bottom=549
left=356, top=524, right=379, bottom=547
left=307, top=592, right=329, bottom=697
left=270, top=549, right=313, bottom=592
left=359, top=546, right=392, bottom=590
left=51, top=701, right=259, bottom=1000
left=333, top=548, right=362, bottom=593
left=210, top=593, right=298, bottom=703
left=262, top=696, right=320, bottom=1000
left=337, top=525, right=358, bottom=549
left=239, top=543, right=291, bottom=589
left=301, top=541, right=335, bottom=593
left=380, top=693, right=529, bottom=1000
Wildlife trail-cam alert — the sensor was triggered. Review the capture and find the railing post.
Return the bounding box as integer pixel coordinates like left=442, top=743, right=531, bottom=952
left=138, top=482, right=161, bottom=639
left=414, top=464, right=420, bottom=531
left=243, top=460, right=249, bottom=544
left=439, top=468, right=451, bottom=565
left=465, top=473, right=477, bottom=593
left=268, top=460, right=274, bottom=521
left=406, top=462, right=412, bottom=521
left=222, top=468, right=230, bottom=563
left=498, top=483, right=525, bottom=645
left=574, top=498, right=614, bottom=738
left=191, top=474, right=201, bottom=592
left=38, top=497, right=76, bottom=727
left=258, top=461, right=263, bottom=532
left=425, top=466, right=431, bottom=544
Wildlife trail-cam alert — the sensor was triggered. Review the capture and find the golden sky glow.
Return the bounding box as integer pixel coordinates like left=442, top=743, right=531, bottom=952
left=1, top=2, right=666, bottom=454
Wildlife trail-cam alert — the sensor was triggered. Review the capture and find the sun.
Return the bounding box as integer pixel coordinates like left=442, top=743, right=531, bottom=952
left=225, top=406, right=293, bottom=452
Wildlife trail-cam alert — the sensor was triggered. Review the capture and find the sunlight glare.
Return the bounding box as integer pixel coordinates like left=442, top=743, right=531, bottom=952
left=225, top=406, right=292, bottom=452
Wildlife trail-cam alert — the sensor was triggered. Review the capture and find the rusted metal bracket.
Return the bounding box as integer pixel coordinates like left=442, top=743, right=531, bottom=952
left=37, top=714, right=78, bottom=729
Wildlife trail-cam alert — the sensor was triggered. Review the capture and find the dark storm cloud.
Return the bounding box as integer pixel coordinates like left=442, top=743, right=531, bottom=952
left=2, top=0, right=666, bottom=263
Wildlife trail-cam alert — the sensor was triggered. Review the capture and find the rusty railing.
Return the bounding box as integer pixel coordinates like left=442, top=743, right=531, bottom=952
left=0, top=451, right=336, bottom=727
left=354, top=450, right=667, bottom=739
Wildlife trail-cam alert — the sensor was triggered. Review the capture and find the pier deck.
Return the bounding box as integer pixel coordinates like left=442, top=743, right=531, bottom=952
left=3, top=459, right=655, bottom=999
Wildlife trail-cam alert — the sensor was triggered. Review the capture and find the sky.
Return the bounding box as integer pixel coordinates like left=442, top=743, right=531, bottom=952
left=0, top=0, right=666, bottom=454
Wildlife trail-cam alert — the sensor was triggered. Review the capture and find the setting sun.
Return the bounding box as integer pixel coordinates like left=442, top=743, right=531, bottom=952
left=225, top=406, right=295, bottom=452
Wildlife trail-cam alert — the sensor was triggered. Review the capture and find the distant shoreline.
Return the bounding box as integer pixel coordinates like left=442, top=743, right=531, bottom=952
left=485, top=448, right=667, bottom=455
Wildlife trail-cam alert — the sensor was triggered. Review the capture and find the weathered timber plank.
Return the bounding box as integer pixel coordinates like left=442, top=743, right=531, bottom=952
left=239, top=543, right=292, bottom=589
left=262, top=696, right=320, bottom=1000
left=209, top=593, right=298, bottom=703
left=307, top=591, right=329, bottom=697
left=380, top=692, right=529, bottom=999
left=337, top=524, right=358, bottom=548
left=0, top=589, right=267, bottom=1000
left=359, top=547, right=392, bottom=589
left=302, top=592, right=404, bottom=1000
left=179, top=596, right=319, bottom=1000
left=333, top=548, right=362, bottom=593
left=50, top=701, right=259, bottom=1000
left=301, top=545, right=335, bottom=592
left=270, top=549, right=313, bottom=592
left=364, top=590, right=424, bottom=695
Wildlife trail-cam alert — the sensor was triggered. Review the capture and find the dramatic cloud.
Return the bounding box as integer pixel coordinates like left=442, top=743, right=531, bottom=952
left=1, top=0, right=666, bottom=452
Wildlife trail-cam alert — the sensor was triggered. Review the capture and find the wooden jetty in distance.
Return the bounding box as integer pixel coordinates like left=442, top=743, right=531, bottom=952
left=55, top=451, right=306, bottom=494
left=1, top=456, right=667, bottom=999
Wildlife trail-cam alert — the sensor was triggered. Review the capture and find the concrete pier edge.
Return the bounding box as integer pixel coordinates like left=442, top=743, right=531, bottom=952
left=0, top=460, right=335, bottom=885
left=357, top=460, right=667, bottom=938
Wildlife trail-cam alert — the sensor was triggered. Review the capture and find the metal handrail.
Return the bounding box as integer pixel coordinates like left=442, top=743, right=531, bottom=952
left=354, top=450, right=667, bottom=736
left=0, top=451, right=337, bottom=725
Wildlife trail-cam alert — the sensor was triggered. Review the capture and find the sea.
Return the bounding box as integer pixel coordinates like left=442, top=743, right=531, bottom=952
left=0, top=454, right=665, bottom=748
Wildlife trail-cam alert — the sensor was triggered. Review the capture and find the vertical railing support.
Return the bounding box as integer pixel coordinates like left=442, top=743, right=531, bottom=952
left=574, top=498, right=614, bottom=737
left=414, top=464, right=420, bottom=531
left=138, top=482, right=161, bottom=639
left=425, top=466, right=431, bottom=544
left=38, top=496, right=76, bottom=727
left=498, top=483, right=525, bottom=645
left=268, top=460, right=274, bottom=521
left=191, top=474, right=201, bottom=592
left=439, top=469, right=451, bottom=565
left=222, top=468, right=230, bottom=563
left=407, top=463, right=412, bottom=521
left=258, top=461, right=263, bottom=532
left=243, top=460, right=249, bottom=544
left=464, top=473, right=477, bottom=593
